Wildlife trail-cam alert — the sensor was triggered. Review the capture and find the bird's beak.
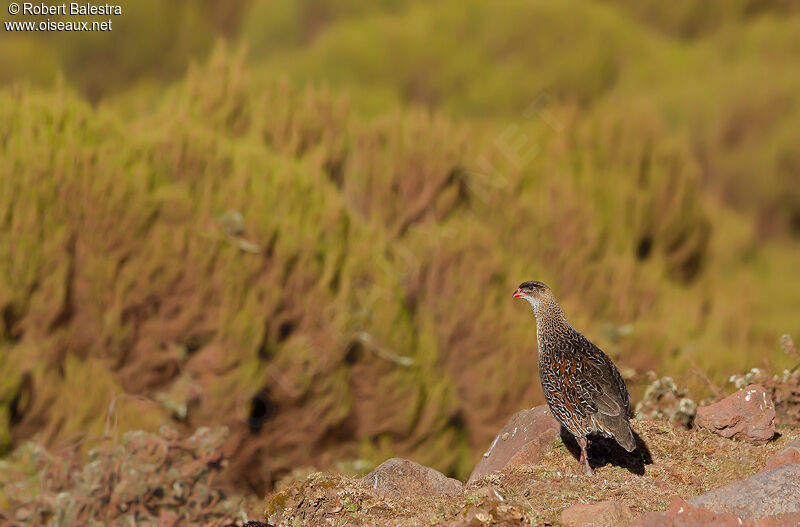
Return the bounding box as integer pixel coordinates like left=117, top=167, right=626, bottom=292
left=513, top=288, right=525, bottom=298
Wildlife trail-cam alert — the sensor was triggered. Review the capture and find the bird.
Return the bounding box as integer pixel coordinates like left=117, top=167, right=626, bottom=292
left=513, top=280, right=635, bottom=475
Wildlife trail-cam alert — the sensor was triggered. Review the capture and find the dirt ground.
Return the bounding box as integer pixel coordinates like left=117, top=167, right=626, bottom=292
left=262, top=419, right=800, bottom=526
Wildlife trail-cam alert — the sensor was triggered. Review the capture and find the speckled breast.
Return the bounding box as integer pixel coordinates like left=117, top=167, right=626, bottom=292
left=538, top=351, right=595, bottom=438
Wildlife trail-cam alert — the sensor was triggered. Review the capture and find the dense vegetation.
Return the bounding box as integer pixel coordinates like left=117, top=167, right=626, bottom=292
left=1, top=0, right=799, bottom=498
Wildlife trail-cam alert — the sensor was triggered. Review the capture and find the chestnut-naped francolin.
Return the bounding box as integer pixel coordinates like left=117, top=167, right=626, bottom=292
left=513, top=280, right=635, bottom=475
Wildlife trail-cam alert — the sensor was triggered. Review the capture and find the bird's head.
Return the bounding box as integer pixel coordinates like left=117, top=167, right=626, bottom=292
left=512, top=280, right=553, bottom=313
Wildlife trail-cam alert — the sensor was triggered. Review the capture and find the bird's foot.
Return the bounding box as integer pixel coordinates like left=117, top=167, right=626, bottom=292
left=577, top=440, right=594, bottom=476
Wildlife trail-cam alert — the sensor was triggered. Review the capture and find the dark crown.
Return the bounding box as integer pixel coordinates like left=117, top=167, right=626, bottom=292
left=518, top=280, right=549, bottom=292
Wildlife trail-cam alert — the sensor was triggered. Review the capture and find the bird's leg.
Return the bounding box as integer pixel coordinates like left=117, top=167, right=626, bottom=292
left=577, top=437, right=594, bottom=475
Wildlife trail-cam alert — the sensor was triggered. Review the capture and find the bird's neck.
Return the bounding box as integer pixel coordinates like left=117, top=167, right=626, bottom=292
left=529, top=297, right=571, bottom=348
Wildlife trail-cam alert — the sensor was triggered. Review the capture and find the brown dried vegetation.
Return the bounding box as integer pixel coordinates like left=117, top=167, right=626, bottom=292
left=0, top=425, right=259, bottom=526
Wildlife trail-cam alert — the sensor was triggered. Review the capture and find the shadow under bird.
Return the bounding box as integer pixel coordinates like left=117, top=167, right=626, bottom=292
left=513, top=280, right=636, bottom=475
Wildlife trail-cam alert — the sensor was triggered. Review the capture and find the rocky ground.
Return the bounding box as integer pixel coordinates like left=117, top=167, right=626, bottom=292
left=2, top=377, right=799, bottom=526
left=259, top=384, right=800, bottom=526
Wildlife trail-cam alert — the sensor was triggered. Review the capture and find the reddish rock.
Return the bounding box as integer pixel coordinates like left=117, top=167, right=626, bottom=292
left=634, top=476, right=800, bottom=527
left=560, top=500, right=634, bottom=527
left=695, top=384, right=776, bottom=443
left=631, top=498, right=749, bottom=526
left=688, top=463, right=800, bottom=519
left=763, top=440, right=800, bottom=472
left=361, top=458, right=463, bottom=499
left=752, top=512, right=800, bottom=526
left=468, top=406, right=561, bottom=484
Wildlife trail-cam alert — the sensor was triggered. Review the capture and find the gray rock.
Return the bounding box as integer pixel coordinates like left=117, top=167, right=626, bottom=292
left=361, top=458, right=463, bottom=499
left=689, top=464, right=800, bottom=519
left=468, top=405, right=561, bottom=484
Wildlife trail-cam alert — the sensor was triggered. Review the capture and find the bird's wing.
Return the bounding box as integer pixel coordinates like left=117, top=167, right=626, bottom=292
left=569, top=334, right=636, bottom=451
left=573, top=337, right=630, bottom=418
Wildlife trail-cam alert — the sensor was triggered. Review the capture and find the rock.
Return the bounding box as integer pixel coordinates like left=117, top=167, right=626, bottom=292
left=631, top=498, right=749, bottom=527
left=361, top=458, right=463, bottom=499
left=752, top=513, right=800, bottom=527
left=694, top=384, right=775, bottom=443
left=632, top=497, right=800, bottom=527
left=763, top=440, right=800, bottom=471
left=688, top=463, right=800, bottom=519
left=560, top=500, right=634, bottom=527
left=634, top=466, right=800, bottom=526
left=468, top=406, right=561, bottom=484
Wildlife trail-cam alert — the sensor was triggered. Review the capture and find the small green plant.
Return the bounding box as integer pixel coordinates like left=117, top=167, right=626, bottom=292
left=552, top=437, right=568, bottom=455
left=464, top=494, right=482, bottom=505
left=342, top=496, right=358, bottom=513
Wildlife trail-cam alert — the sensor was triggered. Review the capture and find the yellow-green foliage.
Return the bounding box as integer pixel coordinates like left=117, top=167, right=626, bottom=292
left=0, top=0, right=251, bottom=100
left=242, top=0, right=800, bottom=235
left=1, top=1, right=800, bottom=489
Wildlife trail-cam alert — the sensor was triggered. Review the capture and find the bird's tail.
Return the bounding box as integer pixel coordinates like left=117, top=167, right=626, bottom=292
left=601, top=414, right=636, bottom=452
